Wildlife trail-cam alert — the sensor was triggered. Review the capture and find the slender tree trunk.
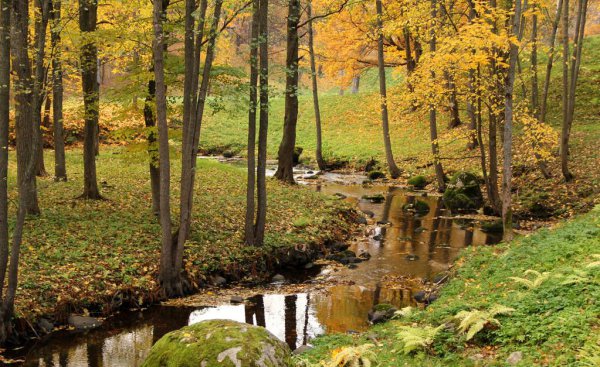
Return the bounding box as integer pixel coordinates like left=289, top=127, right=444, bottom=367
left=275, top=0, right=301, bottom=184
left=78, top=0, right=102, bottom=199
left=540, top=0, right=563, bottom=123
left=11, top=0, right=40, bottom=215
left=153, top=0, right=175, bottom=296
left=51, top=0, right=67, bottom=181
left=376, top=0, right=401, bottom=179
left=429, top=0, right=445, bottom=192
left=351, top=76, right=360, bottom=94
left=34, top=0, right=51, bottom=177
left=502, top=0, right=523, bottom=241
left=144, top=80, right=160, bottom=215
left=466, top=2, right=478, bottom=150
left=560, top=0, right=572, bottom=181
left=445, top=72, right=461, bottom=128
left=245, top=0, right=259, bottom=246
left=254, top=0, right=269, bottom=245
left=175, top=0, right=222, bottom=278
left=307, top=1, right=325, bottom=171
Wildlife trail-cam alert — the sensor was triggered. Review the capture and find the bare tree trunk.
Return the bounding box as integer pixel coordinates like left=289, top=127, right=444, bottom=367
left=540, top=0, right=563, bottom=123
left=445, top=71, right=461, bottom=129
left=144, top=80, right=160, bottom=215
left=560, top=0, right=572, bottom=182
left=307, top=1, right=325, bottom=171
left=275, top=0, right=300, bottom=184
left=153, top=0, right=175, bottom=296
left=51, top=0, right=67, bottom=181
left=466, top=69, right=478, bottom=149
left=351, top=76, right=360, bottom=94
left=254, top=0, right=269, bottom=245
left=78, top=0, right=102, bottom=199
left=11, top=0, right=40, bottom=215
left=376, top=0, right=401, bottom=179
left=245, top=0, right=259, bottom=246
left=502, top=0, right=523, bottom=242
left=562, top=0, right=588, bottom=182
left=34, top=0, right=51, bottom=177
left=429, top=0, right=445, bottom=192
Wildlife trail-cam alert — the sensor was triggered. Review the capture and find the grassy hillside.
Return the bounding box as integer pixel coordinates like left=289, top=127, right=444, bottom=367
left=298, top=206, right=600, bottom=366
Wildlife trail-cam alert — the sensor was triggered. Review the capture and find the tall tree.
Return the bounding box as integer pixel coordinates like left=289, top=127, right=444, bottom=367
left=78, top=0, right=102, bottom=199
left=375, top=0, right=401, bottom=179
left=144, top=79, right=160, bottom=215
left=245, top=0, right=260, bottom=246
left=11, top=0, right=40, bottom=215
left=152, top=0, right=174, bottom=295
left=254, top=0, right=269, bottom=245
left=428, top=0, right=445, bottom=192
left=307, top=0, right=326, bottom=171
left=501, top=0, right=524, bottom=241
left=33, top=0, right=51, bottom=177
left=274, top=0, right=301, bottom=184
left=51, top=0, right=67, bottom=181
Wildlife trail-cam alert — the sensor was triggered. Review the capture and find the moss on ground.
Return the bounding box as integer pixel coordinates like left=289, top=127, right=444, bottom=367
left=10, top=148, right=354, bottom=322
left=298, top=206, right=600, bottom=366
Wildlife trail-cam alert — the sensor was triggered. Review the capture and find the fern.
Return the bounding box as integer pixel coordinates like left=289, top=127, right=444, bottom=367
left=394, top=306, right=414, bottom=318
left=509, top=269, right=551, bottom=289
left=454, top=305, right=514, bottom=341
left=397, top=324, right=445, bottom=354
left=323, top=344, right=376, bottom=367
left=578, top=341, right=600, bottom=367
left=586, top=254, right=600, bottom=268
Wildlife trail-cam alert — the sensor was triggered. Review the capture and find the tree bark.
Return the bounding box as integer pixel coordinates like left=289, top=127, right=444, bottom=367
left=429, top=0, right=445, bottom=192
left=307, top=1, right=325, bottom=171
left=540, top=0, right=563, bottom=123
left=51, top=0, right=67, bottom=181
left=376, top=0, right=401, bottom=179
left=245, top=0, right=259, bottom=246
left=144, top=80, right=160, bottom=215
left=153, top=0, right=175, bottom=296
left=254, top=0, right=269, bottom=245
left=502, top=0, right=523, bottom=242
left=274, top=0, right=300, bottom=184
left=78, top=0, right=102, bottom=199
left=560, top=0, right=572, bottom=182
left=11, top=0, right=41, bottom=215
left=34, top=0, right=51, bottom=177
left=351, top=76, right=360, bottom=94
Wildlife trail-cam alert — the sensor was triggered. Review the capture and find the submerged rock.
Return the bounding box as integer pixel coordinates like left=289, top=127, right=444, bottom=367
left=142, top=319, right=293, bottom=367
left=68, top=315, right=103, bottom=330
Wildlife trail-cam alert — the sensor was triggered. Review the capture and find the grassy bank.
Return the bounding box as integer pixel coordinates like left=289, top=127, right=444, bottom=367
left=298, top=206, right=600, bottom=366
left=10, top=148, right=354, bottom=324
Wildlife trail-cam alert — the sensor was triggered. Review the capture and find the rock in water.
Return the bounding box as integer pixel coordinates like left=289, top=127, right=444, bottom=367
left=142, top=319, right=293, bottom=367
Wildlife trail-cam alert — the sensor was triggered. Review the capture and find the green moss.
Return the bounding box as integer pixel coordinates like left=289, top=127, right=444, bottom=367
left=143, top=320, right=293, bottom=367
left=362, top=194, right=385, bottom=203
left=407, top=175, right=428, bottom=189
left=480, top=220, right=503, bottom=233
left=368, top=171, right=386, bottom=180
left=442, top=172, right=483, bottom=213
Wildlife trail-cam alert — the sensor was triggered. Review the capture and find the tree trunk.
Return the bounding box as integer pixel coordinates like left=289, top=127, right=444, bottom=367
left=51, top=0, right=67, bottom=181
left=245, top=0, right=259, bottom=246
left=376, top=0, right=401, bottom=179
left=502, top=0, right=523, bottom=242
left=144, top=80, right=160, bottom=215
left=34, top=0, right=51, bottom=177
left=560, top=0, right=572, bottom=182
left=11, top=0, right=40, bottom=215
left=153, top=0, right=175, bottom=296
left=78, top=0, right=102, bottom=199
left=307, top=1, right=325, bottom=171
left=351, top=76, right=360, bottom=94
left=429, top=0, right=445, bottom=192
left=254, top=0, right=269, bottom=245
left=274, top=0, right=300, bottom=184
left=540, top=0, right=563, bottom=123
left=445, top=71, right=461, bottom=129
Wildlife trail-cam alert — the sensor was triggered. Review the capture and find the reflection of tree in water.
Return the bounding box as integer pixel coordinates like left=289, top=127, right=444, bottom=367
left=86, top=342, right=102, bottom=367
left=284, top=295, right=297, bottom=349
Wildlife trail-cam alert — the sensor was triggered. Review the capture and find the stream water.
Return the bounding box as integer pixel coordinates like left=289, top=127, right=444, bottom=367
left=19, top=169, right=500, bottom=367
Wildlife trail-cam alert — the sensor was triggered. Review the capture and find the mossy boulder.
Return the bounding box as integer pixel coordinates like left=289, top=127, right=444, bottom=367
left=367, top=171, right=386, bottom=180
left=142, top=319, right=293, bottom=367
left=442, top=172, right=484, bottom=213
left=402, top=200, right=430, bottom=216
left=481, top=220, right=503, bottom=233
left=407, top=175, right=428, bottom=189
left=293, top=147, right=303, bottom=165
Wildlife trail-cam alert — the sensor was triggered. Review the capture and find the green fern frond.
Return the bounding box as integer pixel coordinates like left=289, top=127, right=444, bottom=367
left=397, top=324, right=444, bottom=354
left=323, top=344, right=376, bottom=367
left=394, top=306, right=414, bottom=318
left=454, top=305, right=514, bottom=341
left=510, top=269, right=551, bottom=289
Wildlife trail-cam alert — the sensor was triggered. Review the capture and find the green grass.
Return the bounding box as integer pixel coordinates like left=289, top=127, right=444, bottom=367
left=11, top=147, right=353, bottom=320
left=298, top=206, right=600, bottom=366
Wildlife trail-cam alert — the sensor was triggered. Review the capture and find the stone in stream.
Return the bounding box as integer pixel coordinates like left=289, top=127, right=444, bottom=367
left=230, top=296, right=244, bottom=304
left=304, top=262, right=315, bottom=269
left=357, top=216, right=368, bottom=225
left=442, top=172, right=484, bottom=213
left=368, top=304, right=398, bottom=324
left=358, top=250, right=371, bottom=260
left=362, top=194, right=385, bottom=203
left=211, top=275, right=227, bottom=287
left=37, top=318, right=54, bottom=333
left=272, top=274, right=286, bottom=282
left=413, top=291, right=438, bottom=305
left=68, top=315, right=103, bottom=330
left=361, top=209, right=375, bottom=218
left=142, top=319, right=293, bottom=367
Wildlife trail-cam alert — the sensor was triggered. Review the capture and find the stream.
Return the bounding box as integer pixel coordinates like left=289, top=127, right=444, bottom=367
left=18, top=167, right=500, bottom=366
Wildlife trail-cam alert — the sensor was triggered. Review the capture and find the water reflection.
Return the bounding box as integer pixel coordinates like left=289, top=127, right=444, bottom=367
left=22, top=185, right=500, bottom=366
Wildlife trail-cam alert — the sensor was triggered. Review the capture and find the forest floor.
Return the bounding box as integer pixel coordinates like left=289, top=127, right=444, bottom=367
left=8, top=148, right=355, bottom=328
left=297, top=205, right=600, bottom=366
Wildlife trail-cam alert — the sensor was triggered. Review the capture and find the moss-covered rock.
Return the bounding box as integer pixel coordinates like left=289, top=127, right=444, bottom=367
left=142, top=319, right=293, bottom=367
left=367, top=171, right=386, bottom=180
left=362, top=194, right=385, bottom=203
left=442, top=172, right=484, bottom=213
left=402, top=200, right=430, bottom=216
left=407, top=175, right=428, bottom=189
